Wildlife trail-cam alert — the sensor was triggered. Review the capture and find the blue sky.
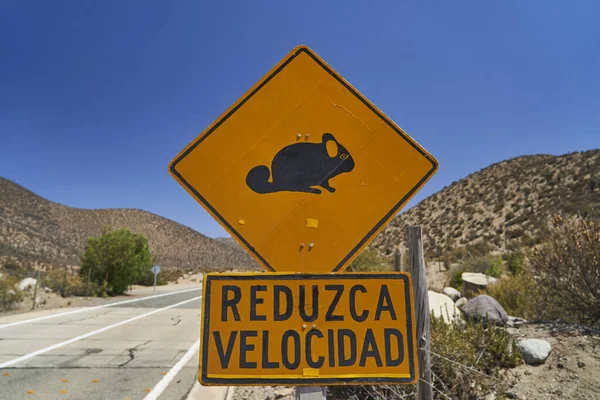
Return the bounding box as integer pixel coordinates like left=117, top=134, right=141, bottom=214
left=1, top=1, right=598, bottom=238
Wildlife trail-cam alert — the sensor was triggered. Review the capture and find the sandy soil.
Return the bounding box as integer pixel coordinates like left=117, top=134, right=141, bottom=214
left=506, top=322, right=600, bottom=400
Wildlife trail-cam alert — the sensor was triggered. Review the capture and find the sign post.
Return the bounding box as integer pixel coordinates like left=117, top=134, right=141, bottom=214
left=168, top=45, right=438, bottom=396
left=151, top=265, right=161, bottom=291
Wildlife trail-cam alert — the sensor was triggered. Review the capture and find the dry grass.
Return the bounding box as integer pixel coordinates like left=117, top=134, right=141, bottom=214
left=529, top=212, right=600, bottom=327
left=328, top=317, right=522, bottom=400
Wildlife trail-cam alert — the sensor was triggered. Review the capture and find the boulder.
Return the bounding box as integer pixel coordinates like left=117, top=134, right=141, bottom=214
left=462, top=272, right=498, bottom=296
left=44, top=287, right=53, bottom=294
left=428, top=291, right=462, bottom=324
left=517, top=339, right=551, bottom=365
left=455, top=297, right=468, bottom=308
left=16, top=278, right=37, bottom=291
left=461, top=294, right=508, bottom=326
left=7, top=289, right=16, bottom=296
left=443, top=287, right=461, bottom=301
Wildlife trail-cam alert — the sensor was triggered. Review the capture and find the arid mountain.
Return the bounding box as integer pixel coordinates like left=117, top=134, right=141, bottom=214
left=373, top=149, right=600, bottom=257
left=0, top=177, right=258, bottom=271
left=215, top=237, right=244, bottom=252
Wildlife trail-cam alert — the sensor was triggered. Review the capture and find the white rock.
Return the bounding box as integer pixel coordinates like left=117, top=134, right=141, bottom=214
left=44, top=287, right=53, bottom=293
left=7, top=289, right=16, bottom=296
left=428, top=291, right=462, bottom=324
left=443, top=287, right=462, bottom=301
left=517, top=338, right=551, bottom=365
left=274, top=387, right=294, bottom=399
left=462, top=272, right=498, bottom=296
left=16, top=278, right=37, bottom=291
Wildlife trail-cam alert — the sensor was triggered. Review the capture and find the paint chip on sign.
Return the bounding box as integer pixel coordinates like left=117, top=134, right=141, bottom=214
left=303, top=368, right=319, bottom=376
left=92, top=379, right=99, bottom=383
left=238, top=219, right=245, bottom=225
left=306, top=218, right=318, bottom=228
left=3, top=373, right=9, bottom=377
left=26, top=391, right=34, bottom=395
left=60, top=390, right=68, bottom=394
left=62, top=379, right=68, bottom=383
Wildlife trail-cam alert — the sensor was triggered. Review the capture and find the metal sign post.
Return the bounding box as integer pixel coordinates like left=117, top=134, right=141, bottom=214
left=297, top=386, right=326, bottom=400
left=151, top=265, right=161, bottom=291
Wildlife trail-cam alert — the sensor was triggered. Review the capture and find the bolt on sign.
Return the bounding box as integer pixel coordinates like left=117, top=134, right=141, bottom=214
left=168, top=45, right=438, bottom=273
left=199, top=273, right=418, bottom=386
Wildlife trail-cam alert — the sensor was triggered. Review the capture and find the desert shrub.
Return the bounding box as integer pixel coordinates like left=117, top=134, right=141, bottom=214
left=461, top=255, right=497, bottom=275
left=79, top=228, right=154, bottom=295
left=1, top=259, right=27, bottom=279
left=328, top=317, right=521, bottom=400
left=529, top=213, right=600, bottom=327
left=505, top=251, right=524, bottom=275
left=43, top=269, right=100, bottom=297
left=0, top=276, right=24, bottom=310
left=484, top=270, right=542, bottom=320
left=506, top=228, right=525, bottom=239
left=347, top=248, right=391, bottom=272
left=135, top=267, right=185, bottom=286
left=448, top=266, right=466, bottom=292
left=484, top=257, right=502, bottom=278
left=465, top=241, right=494, bottom=258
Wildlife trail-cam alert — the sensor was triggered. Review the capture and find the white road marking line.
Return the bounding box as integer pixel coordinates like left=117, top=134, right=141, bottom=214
left=0, top=287, right=202, bottom=330
left=0, top=296, right=202, bottom=369
left=143, top=339, right=200, bottom=400
left=226, top=386, right=236, bottom=400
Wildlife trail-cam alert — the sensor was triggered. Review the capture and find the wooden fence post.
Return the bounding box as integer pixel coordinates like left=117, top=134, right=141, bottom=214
left=393, top=246, right=402, bottom=272
left=407, top=226, right=433, bottom=400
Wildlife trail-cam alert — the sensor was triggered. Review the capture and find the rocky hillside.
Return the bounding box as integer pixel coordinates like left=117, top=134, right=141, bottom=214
left=0, top=177, right=257, bottom=271
left=373, top=149, right=600, bottom=257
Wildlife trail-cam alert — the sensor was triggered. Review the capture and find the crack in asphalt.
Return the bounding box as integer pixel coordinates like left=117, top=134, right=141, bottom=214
left=57, top=310, right=114, bottom=325
left=119, top=340, right=152, bottom=367
left=170, top=316, right=181, bottom=326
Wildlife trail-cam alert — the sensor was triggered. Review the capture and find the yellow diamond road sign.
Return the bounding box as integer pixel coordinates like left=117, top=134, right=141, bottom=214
left=169, top=45, right=438, bottom=273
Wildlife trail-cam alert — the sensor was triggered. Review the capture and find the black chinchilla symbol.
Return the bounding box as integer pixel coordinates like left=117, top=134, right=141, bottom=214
left=246, top=133, right=355, bottom=195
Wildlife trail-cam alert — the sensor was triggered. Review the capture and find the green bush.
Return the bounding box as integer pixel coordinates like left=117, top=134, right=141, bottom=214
left=328, top=317, right=521, bottom=400
left=0, top=276, right=24, bottom=310
left=79, top=228, right=154, bottom=295
left=484, top=257, right=502, bottom=278
left=448, top=265, right=466, bottom=292
left=505, top=251, right=524, bottom=275
left=347, top=248, right=391, bottom=272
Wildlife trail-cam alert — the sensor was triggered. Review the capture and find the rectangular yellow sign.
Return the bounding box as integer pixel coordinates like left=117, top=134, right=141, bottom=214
left=199, top=272, right=418, bottom=386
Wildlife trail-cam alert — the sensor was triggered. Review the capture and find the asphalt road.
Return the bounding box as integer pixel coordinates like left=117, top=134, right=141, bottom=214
left=0, top=287, right=203, bottom=400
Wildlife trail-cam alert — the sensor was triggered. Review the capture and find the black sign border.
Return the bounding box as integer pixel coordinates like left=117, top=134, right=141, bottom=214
left=200, top=273, right=417, bottom=385
left=169, top=46, right=438, bottom=273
